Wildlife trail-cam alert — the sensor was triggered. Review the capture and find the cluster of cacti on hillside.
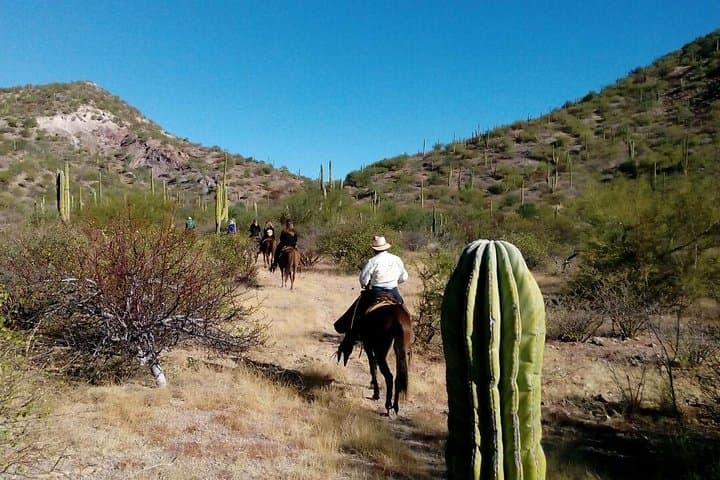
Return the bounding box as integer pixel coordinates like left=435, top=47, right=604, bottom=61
left=441, top=240, right=546, bottom=480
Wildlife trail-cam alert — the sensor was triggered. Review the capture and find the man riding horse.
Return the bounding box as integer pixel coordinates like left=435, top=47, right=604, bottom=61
left=270, top=220, right=298, bottom=272
left=337, top=235, right=408, bottom=358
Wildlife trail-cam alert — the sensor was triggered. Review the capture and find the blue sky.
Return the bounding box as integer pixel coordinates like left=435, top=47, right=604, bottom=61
left=1, top=1, right=719, bottom=179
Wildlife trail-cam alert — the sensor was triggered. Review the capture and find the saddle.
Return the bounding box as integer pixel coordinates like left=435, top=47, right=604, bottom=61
left=364, top=292, right=398, bottom=315
left=280, top=245, right=296, bottom=254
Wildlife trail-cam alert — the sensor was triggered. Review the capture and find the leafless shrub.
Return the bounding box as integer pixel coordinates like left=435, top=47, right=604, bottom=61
left=300, top=248, right=322, bottom=270
left=1, top=220, right=266, bottom=386
left=698, top=357, right=720, bottom=420
left=607, top=362, right=648, bottom=414
left=592, top=278, right=659, bottom=339
left=546, top=296, right=604, bottom=342
left=414, top=250, right=456, bottom=353
left=0, top=285, right=58, bottom=477
left=648, top=309, right=688, bottom=417
left=398, top=230, right=430, bottom=252
left=677, top=319, right=720, bottom=369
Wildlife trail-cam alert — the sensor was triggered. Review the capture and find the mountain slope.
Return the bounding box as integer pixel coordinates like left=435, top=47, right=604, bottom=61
left=0, top=81, right=305, bottom=224
left=345, top=29, right=720, bottom=213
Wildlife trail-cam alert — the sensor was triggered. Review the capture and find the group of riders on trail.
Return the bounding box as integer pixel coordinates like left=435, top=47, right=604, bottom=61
left=248, top=218, right=299, bottom=272
left=218, top=216, right=409, bottom=371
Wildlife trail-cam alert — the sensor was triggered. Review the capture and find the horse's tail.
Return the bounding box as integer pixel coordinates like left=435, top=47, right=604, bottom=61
left=394, top=309, right=412, bottom=398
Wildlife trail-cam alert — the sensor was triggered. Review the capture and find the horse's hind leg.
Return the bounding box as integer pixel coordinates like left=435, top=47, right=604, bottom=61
left=365, top=343, right=380, bottom=400
left=376, top=354, right=394, bottom=414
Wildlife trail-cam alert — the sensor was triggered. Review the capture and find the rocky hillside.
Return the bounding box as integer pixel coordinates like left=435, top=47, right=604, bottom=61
left=345, top=29, right=720, bottom=213
left=0, top=81, right=305, bottom=224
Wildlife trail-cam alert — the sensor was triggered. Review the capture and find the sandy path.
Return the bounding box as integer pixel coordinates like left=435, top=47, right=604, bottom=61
left=246, top=262, right=447, bottom=477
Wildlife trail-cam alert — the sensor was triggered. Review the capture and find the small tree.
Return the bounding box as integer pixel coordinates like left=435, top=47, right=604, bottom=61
left=2, top=219, right=265, bottom=386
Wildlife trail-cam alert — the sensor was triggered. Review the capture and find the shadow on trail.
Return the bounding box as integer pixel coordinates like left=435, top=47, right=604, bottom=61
left=544, top=411, right=720, bottom=479
left=240, top=358, right=334, bottom=402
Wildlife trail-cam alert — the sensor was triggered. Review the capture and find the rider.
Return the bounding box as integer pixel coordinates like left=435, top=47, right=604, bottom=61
left=359, top=235, right=408, bottom=304
left=337, top=235, right=408, bottom=361
left=248, top=219, right=261, bottom=239
left=270, top=220, right=298, bottom=272
left=185, top=216, right=197, bottom=231
left=262, top=221, right=275, bottom=241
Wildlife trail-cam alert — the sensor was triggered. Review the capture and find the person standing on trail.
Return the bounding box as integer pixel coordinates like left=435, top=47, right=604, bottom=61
left=359, top=236, right=408, bottom=304
left=227, top=218, right=237, bottom=234
left=270, top=220, right=298, bottom=272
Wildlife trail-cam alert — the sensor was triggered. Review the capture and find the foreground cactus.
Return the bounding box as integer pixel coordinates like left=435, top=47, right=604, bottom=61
left=441, top=240, right=546, bottom=480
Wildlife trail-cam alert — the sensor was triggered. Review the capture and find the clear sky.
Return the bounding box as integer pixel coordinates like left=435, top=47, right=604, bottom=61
left=1, top=1, right=719, bottom=179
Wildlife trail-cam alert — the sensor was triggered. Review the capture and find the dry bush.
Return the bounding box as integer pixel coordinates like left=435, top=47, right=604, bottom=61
left=300, top=248, right=322, bottom=270
left=592, top=278, right=658, bottom=339
left=1, top=220, right=266, bottom=386
left=413, top=250, right=456, bottom=353
left=205, top=234, right=259, bottom=286
left=0, top=289, right=57, bottom=478
left=607, top=362, right=649, bottom=414
left=546, top=296, right=604, bottom=342
left=677, top=319, right=720, bottom=369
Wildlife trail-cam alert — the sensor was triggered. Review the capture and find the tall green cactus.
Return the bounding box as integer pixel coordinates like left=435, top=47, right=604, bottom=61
left=56, top=161, right=71, bottom=223
left=441, top=240, right=546, bottom=480
left=215, top=155, right=230, bottom=233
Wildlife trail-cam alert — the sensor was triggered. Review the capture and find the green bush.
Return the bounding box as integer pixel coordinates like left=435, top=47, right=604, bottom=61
left=318, top=220, right=388, bottom=273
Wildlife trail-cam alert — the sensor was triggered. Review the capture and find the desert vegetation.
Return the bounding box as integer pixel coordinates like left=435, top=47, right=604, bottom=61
left=0, top=28, right=719, bottom=480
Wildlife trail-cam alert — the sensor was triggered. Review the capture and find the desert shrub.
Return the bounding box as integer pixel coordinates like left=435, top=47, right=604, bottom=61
left=516, top=202, right=540, bottom=219
left=501, top=231, right=550, bottom=269
left=546, top=296, right=604, bottom=342
left=318, top=221, right=388, bottom=273
left=676, top=319, right=720, bottom=369
left=0, top=220, right=266, bottom=386
left=487, top=182, right=505, bottom=195
left=205, top=235, right=259, bottom=286
left=413, top=249, right=457, bottom=353
left=398, top=230, right=431, bottom=252
left=607, top=362, right=649, bottom=414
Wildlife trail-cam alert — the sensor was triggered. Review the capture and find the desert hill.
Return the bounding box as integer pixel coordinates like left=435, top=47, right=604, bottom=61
left=345, top=29, right=720, bottom=213
left=0, top=81, right=305, bottom=224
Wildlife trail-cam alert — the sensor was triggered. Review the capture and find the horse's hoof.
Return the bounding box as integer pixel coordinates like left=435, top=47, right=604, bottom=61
left=371, top=394, right=380, bottom=401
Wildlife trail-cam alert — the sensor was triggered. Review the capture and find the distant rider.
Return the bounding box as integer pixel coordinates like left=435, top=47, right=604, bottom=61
left=270, top=220, right=298, bottom=272
left=248, top=219, right=261, bottom=239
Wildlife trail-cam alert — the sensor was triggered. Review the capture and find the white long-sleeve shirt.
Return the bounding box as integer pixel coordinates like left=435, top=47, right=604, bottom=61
left=359, top=251, right=409, bottom=289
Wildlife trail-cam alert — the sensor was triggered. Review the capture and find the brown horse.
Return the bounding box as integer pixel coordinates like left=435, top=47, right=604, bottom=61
left=277, top=246, right=299, bottom=289
left=258, top=237, right=277, bottom=269
left=334, top=291, right=412, bottom=415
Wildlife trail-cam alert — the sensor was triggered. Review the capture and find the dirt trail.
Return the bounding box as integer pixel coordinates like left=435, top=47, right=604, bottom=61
left=247, top=262, right=447, bottom=478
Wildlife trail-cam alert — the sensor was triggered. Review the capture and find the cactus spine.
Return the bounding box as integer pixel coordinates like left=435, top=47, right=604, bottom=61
left=56, top=161, right=71, bottom=223
left=441, top=240, right=546, bottom=480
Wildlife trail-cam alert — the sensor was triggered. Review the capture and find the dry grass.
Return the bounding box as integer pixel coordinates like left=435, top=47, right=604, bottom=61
left=17, top=261, right=719, bottom=479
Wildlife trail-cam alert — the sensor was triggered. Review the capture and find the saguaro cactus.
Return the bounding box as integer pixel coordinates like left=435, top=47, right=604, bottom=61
left=441, top=240, right=546, bottom=480
left=215, top=155, right=230, bottom=233
left=56, top=161, right=71, bottom=223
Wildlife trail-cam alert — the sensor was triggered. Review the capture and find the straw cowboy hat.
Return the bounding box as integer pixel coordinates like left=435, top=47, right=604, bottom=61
left=371, top=236, right=391, bottom=251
